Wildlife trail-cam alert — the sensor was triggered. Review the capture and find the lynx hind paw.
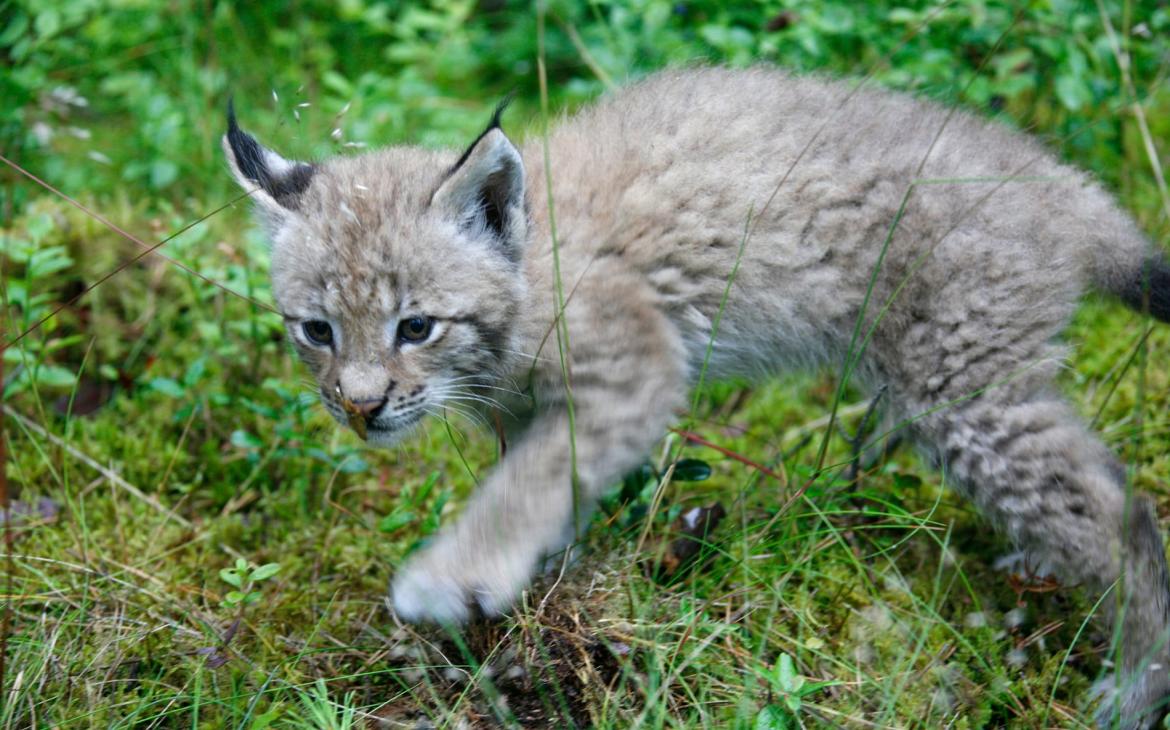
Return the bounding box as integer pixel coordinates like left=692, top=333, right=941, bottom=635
left=1089, top=671, right=1170, bottom=730
left=389, top=542, right=535, bottom=625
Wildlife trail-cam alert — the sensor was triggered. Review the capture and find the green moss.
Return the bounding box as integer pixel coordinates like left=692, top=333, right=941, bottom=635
left=4, top=1, right=1170, bottom=726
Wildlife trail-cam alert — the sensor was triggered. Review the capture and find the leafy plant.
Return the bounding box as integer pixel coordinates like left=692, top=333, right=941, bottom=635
left=219, top=558, right=281, bottom=608
left=288, top=679, right=357, bottom=730
left=753, top=653, right=839, bottom=729
left=378, top=470, right=452, bottom=555
left=1, top=209, right=81, bottom=395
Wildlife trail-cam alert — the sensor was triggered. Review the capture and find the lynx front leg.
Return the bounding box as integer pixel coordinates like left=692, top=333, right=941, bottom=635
left=389, top=411, right=583, bottom=623
left=392, top=298, right=687, bottom=624
left=391, top=406, right=679, bottom=624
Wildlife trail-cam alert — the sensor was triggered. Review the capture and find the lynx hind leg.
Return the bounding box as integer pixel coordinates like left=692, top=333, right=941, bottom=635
left=917, top=394, right=1170, bottom=728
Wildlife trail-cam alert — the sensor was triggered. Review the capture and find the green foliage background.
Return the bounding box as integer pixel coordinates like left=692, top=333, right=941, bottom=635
left=2, top=0, right=1169, bottom=727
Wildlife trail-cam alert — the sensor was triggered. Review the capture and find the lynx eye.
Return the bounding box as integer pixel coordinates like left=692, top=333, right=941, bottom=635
left=302, top=320, right=334, bottom=347
left=397, top=316, right=434, bottom=343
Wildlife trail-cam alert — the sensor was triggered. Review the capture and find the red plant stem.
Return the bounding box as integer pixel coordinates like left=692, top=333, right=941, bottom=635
left=669, top=427, right=785, bottom=483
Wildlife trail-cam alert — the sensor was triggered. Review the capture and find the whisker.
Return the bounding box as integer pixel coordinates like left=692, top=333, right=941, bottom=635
left=481, top=347, right=557, bottom=364
left=469, top=383, right=529, bottom=398
left=432, top=386, right=528, bottom=402
left=442, top=376, right=526, bottom=393
left=426, top=408, right=481, bottom=449
left=442, top=375, right=533, bottom=401
left=431, top=392, right=505, bottom=416
left=437, top=391, right=517, bottom=419
left=428, top=402, right=488, bottom=431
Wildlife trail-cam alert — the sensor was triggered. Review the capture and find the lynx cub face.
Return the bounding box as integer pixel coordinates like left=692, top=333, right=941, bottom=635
left=224, top=108, right=529, bottom=445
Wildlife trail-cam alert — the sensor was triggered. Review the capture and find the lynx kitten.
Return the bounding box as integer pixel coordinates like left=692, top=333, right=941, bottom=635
left=224, top=68, right=1170, bottom=727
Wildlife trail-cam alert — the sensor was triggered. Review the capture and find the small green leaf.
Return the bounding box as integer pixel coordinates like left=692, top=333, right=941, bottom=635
left=247, top=707, right=283, bottom=730
left=801, top=679, right=841, bottom=694
left=414, top=471, right=441, bottom=502
left=31, top=365, right=78, bottom=389
left=231, top=430, right=263, bottom=451
left=754, top=704, right=790, bottom=730
left=225, top=591, right=246, bottom=604
left=671, top=458, right=712, bottom=482
left=150, top=159, right=178, bottom=188
left=244, top=591, right=263, bottom=604
left=336, top=455, right=369, bottom=473
left=25, top=213, right=53, bottom=243
left=183, top=357, right=207, bottom=387
left=892, top=473, right=922, bottom=489
left=235, top=558, right=249, bottom=572
left=219, top=569, right=242, bottom=588
left=34, top=9, right=61, bottom=39
left=421, top=491, right=450, bottom=534
left=784, top=693, right=802, bottom=714
left=816, top=5, right=854, bottom=33
left=778, top=653, right=796, bottom=690
left=621, top=463, right=658, bottom=501
left=250, top=563, right=281, bottom=581
left=378, top=510, right=415, bottom=534
left=1054, top=73, right=1091, bottom=110
left=0, top=13, right=29, bottom=46
left=148, top=377, right=186, bottom=398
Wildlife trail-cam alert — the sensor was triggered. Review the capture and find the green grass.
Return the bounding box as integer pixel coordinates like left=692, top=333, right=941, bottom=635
left=4, top=0, right=1170, bottom=727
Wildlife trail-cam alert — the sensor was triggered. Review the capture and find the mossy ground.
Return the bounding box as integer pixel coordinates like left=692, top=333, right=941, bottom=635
left=6, top=203, right=1169, bottom=726
left=4, top=2, right=1170, bottom=728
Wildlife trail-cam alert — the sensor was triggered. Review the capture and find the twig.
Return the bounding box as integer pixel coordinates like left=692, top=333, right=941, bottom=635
left=536, top=544, right=574, bottom=620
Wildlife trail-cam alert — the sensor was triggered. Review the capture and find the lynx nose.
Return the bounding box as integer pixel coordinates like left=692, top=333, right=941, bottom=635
left=347, top=396, right=388, bottom=418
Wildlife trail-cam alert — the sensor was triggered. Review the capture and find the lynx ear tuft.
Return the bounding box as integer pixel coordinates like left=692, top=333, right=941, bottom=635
left=432, top=99, right=527, bottom=262
left=222, top=100, right=315, bottom=216
left=448, top=94, right=515, bottom=174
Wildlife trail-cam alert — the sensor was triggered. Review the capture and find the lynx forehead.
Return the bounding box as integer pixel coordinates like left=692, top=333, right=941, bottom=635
left=225, top=68, right=1170, bottom=728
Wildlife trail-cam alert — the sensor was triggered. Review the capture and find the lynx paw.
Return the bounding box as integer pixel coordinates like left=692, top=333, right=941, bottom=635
left=390, top=538, right=537, bottom=625
left=1090, top=670, right=1169, bottom=729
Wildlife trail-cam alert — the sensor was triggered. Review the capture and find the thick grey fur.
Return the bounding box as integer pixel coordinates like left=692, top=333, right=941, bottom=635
left=223, top=68, right=1170, bottom=727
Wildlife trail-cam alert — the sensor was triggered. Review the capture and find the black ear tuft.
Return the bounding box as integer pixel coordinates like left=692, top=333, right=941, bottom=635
left=430, top=94, right=526, bottom=259
left=449, top=92, right=517, bottom=175
left=224, top=100, right=315, bottom=209
left=226, top=99, right=269, bottom=189
left=488, top=90, right=516, bottom=130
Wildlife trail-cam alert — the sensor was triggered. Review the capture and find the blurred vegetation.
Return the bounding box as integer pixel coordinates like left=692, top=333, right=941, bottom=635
left=2, top=0, right=1170, bottom=727
left=4, top=0, right=1169, bottom=200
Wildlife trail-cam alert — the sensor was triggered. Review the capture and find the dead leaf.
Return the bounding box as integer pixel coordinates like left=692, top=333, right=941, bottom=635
left=339, top=395, right=368, bottom=441
left=53, top=377, right=114, bottom=416
left=765, top=10, right=797, bottom=31
left=645, top=502, right=727, bottom=580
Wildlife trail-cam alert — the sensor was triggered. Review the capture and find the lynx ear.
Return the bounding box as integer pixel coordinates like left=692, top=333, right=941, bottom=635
left=222, top=100, right=315, bottom=219
left=432, top=105, right=526, bottom=262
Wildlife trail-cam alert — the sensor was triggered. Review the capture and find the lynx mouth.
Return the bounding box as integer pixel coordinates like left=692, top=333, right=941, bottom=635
left=362, top=411, right=425, bottom=446
left=322, top=393, right=425, bottom=444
